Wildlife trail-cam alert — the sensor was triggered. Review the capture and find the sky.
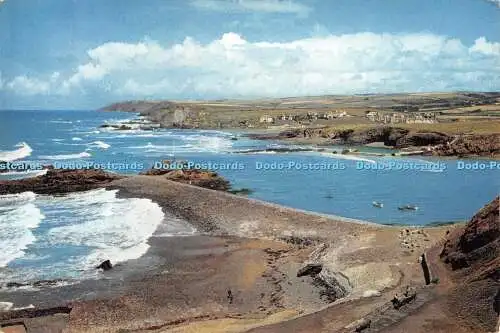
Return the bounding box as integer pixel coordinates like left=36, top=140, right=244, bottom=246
left=0, top=0, right=499, bottom=109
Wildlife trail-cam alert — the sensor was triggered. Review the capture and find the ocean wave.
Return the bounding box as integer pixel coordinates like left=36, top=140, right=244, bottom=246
left=0, top=169, right=48, bottom=179
left=71, top=137, right=83, bottom=141
left=0, top=302, right=35, bottom=311
left=39, top=151, right=91, bottom=160
left=0, top=193, right=44, bottom=268
left=0, top=142, right=33, bottom=162
left=320, top=152, right=377, bottom=164
left=89, top=141, right=111, bottom=149
left=49, top=120, right=73, bottom=124
left=0, top=191, right=36, bottom=206
left=174, top=135, right=234, bottom=153
left=46, top=189, right=166, bottom=270
left=0, top=302, right=13, bottom=311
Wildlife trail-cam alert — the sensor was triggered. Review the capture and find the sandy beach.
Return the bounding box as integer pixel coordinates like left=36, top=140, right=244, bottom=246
left=0, top=175, right=497, bottom=333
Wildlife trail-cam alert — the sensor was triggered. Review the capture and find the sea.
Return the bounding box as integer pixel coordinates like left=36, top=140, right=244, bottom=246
left=0, top=109, right=498, bottom=285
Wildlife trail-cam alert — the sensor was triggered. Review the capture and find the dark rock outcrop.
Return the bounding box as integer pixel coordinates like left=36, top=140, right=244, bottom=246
left=0, top=169, right=123, bottom=195
left=297, top=263, right=323, bottom=277
left=250, top=126, right=451, bottom=149
left=397, top=131, right=449, bottom=147
left=441, top=196, right=499, bottom=270
left=96, top=260, right=113, bottom=271
left=439, top=197, right=499, bottom=331
left=432, top=134, right=500, bottom=157
left=140, top=161, right=231, bottom=191
left=1, top=279, right=66, bottom=290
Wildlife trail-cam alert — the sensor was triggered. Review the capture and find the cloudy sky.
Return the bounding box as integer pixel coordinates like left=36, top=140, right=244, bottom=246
left=0, top=0, right=499, bottom=109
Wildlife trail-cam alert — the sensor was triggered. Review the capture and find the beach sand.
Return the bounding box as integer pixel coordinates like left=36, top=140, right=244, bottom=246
left=0, top=176, right=467, bottom=332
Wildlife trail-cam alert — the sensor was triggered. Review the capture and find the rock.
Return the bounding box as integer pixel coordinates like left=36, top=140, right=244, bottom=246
left=391, top=286, right=417, bottom=309
left=440, top=196, right=499, bottom=269
left=297, top=263, right=323, bottom=277
left=0, top=169, right=123, bottom=195
left=432, top=134, right=500, bottom=157
left=140, top=160, right=231, bottom=191
left=96, top=260, right=113, bottom=271
left=353, top=318, right=372, bottom=332
left=396, top=131, right=449, bottom=147
left=2, top=279, right=65, bottom=289
left=1, top=324, right=27, bottom=333
left=117, top=124, right=132, bottom=130
left=438, top=197, right=499, bottom=331
left=228, top=188, right=253, bottom=195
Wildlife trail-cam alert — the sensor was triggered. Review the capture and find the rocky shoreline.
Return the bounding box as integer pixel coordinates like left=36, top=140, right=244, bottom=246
left=0, top=164, right=246, bottom=196
left=248, top=126, right=500, bottom=158
left=0, top=170, right=498, bottom=332
left=99, top=111, right=500, bottom=158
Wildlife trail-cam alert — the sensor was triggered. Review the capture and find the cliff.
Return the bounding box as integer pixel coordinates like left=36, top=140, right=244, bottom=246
left=441, top=196, right=499, bottom=271
left=439, top=196, right=499, bottom=331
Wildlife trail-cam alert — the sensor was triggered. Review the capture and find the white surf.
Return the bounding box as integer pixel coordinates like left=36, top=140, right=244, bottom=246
left=0, top=142, right=33, bottom=162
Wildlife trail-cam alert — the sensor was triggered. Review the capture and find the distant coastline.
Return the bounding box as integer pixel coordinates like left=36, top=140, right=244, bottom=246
left=100, top=92, right=500, bottom=158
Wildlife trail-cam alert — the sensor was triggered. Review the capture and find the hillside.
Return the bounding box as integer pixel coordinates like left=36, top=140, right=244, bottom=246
left=100, top=92, right=500, bottom=132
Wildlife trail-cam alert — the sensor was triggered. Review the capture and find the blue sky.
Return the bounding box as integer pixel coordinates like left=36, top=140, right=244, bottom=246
left=0, top=0, right=499, bottom=109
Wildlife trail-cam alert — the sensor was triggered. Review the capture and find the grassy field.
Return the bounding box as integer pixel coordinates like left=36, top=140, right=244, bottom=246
left=398, top=119, right=500, bottom=134
left=104, top=92, right=500, bottom=134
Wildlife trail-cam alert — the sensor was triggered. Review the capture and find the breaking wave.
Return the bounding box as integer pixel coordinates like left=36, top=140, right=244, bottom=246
left=0, top=142, right=33, bottom=162
left=90, top=141, right=111, bottom=149
left=45, top=189, right=166, bottom=271
left=39, top=151, right=91, bottom=160
left=0, top=192, right=44, bottom=268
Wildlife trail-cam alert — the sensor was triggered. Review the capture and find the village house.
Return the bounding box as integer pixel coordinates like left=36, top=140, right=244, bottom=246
left=366, top=111, right=437, bottom=124
left=259, top=115, right=275, bottom=124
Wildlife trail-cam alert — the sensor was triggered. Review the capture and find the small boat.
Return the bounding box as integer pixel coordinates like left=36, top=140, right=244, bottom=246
left=398, top=205, right=419, bottom=211
left=372, top=201, right=383, bottom=208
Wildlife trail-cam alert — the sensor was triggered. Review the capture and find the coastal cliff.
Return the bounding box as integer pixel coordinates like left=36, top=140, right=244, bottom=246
left=438, top=196, right=499, bottom=332
left=251, top=126, right=500, bottom=157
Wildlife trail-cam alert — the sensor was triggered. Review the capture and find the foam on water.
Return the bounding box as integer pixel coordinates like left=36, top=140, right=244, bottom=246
left=0, top=192, right=44, bottom=267
left=320, top=152, right=377, bottom=164
left=90, top=141, right=111, bottom=149
left=125, top=133, right=234, bottom=154
left=49, top=120, right=73, bottom=124
left=0, top=302, right=13, bottom=311
left=39, top=151, right=91, bottom=160
left=0, top=142, right=33, bottom=162
left=44, top=189, right=166, bottom=271
left=0, top=169, right=48, bottom=180
left=0, top=189, right=188, bottom=283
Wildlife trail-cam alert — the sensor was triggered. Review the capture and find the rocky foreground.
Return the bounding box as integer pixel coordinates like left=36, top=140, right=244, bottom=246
left=0, top=168, right=122, bottom=195
left=0, top=172, right=498, bottom=333
left=0, top=164, right=242, bottom=195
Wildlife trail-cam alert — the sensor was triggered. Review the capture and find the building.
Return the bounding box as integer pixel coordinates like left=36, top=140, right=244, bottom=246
left=366, top=111, right=437, bottom=124
left=259, top=115, right=274, bottom=123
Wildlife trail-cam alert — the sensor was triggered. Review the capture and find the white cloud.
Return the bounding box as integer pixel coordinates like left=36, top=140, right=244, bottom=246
left=5, top=32, right=500, bottom=99
left=470, top=37, right=500, bottom=55
left=190, top=0, right=311, bottom=15
left=7, top=76, right=52, bottom=95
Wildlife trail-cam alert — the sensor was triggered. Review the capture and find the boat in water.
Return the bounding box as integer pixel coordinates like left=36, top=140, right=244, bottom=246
left=398, top=205, right=419, bottom=211
left=372, top=201, right=384, bottom=208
